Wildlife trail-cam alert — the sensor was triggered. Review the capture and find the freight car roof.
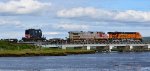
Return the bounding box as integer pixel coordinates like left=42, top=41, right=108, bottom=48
left=25, top=29, right=41, bottom=31
left=68, top=31, right=104, bottom=33
left=107, top=32, right=137, bottom=34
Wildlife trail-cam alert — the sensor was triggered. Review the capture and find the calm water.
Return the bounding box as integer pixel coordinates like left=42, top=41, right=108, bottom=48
left=0, top=52, right=150, bottom=71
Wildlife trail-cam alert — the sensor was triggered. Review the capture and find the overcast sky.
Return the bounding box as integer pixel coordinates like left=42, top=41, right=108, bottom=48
left=0, top=0, right=150, bottom=39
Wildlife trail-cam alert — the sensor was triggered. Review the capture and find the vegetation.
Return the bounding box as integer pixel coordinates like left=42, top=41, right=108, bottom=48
left=111, top=46, right=130, bottom=52
left=95, top=46, right=109, bottom=52
left=0, top=40, right=95, bottom=57
left=0, top=50, right=66, bottom=57
left=0, top=40, right=37, bottom=50
left=131, top=46, right=149, bottom=52
left=110, top=46, right=150, bottom=52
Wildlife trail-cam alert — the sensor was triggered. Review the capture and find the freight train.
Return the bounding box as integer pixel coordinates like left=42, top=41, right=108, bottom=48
left=21, top=29, right=142, bottom=43
left=68, top=31, right=142, bottom=43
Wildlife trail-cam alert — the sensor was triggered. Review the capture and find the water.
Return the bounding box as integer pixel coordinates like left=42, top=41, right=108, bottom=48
left=0, top=52, right=150, bottom=71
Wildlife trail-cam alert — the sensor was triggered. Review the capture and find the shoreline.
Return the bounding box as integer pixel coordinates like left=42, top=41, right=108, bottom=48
left=0, top=50, right=96, bottom=57
left=0, top=50, right=149, bottom=57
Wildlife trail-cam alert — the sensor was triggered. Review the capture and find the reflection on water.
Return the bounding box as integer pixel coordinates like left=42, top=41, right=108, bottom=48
left=0, top=52, right=150, bottom=71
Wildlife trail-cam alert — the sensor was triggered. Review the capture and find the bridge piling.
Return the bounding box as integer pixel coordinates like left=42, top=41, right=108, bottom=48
left=62, top=45, right=66, bottom=49
left=87, top=46, right=91, bottom=50
left=147, top=45, right=150, bottom=50
left=109, top=45, right=113, bottom=52
left=130, top=45, right=133, bottom=50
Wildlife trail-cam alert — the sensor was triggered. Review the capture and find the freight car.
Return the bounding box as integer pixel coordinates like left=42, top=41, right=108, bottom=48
left=108, top=32, right=142, bottom=42
left=68, top=31, right=108, bottom=44
left=22, top=29, right=46, bottom=41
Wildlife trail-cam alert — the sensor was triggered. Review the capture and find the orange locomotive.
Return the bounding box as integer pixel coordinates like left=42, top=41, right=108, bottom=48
left=108, top=32, right=142, bottom=42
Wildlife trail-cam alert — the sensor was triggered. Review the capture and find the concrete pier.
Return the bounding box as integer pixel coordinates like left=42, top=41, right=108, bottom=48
left=130, top=45, right=133, bottom=50
left=109, top=45, right=113, bottom=52
left=87, top=46, right=91, bottom=50
left=62, top=45, right=66, bottom=49
left=148, top=44, right=150, bottom=49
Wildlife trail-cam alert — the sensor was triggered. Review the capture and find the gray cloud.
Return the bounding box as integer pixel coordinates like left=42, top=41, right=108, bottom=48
left=57, top=7, right=150, bottom=24
left=52, top=22, right=89, bottom=31
left=0, top=0, right=51, bottom=15
left=0, top=19, right=21, bottom=26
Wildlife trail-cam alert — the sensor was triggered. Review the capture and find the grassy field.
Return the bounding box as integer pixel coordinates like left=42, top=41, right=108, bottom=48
left=0, top=40, right=95, bottom=57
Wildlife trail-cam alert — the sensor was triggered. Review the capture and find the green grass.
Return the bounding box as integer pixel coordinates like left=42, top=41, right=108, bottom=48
left=0, top=49, right=95, bottom=57
left=0, top=40, right=38, bottom=50
left=0, top=50, right=66, bottom=57
left=0, top=40, right=96, bottom=57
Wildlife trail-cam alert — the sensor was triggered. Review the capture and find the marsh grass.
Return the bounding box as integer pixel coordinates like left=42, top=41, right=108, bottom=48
left=0, top=41, right=95, bottom=57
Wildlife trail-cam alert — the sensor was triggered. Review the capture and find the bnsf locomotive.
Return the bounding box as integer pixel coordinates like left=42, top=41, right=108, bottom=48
left=68, top=31, right=142, bottom=43
left=108, top=32, right=142, bottom=42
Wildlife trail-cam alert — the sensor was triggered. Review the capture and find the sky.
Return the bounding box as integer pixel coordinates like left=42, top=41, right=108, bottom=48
left=0, top=0, right=150, bottom=39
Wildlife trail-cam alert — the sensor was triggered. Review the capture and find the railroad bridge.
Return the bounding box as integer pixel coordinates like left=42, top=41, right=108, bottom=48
left=40, top=43, right=150, bottom=52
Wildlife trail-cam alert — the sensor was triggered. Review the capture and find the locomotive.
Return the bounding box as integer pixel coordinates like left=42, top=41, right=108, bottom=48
left=22, top=29, right=46, bottom=41
left=68, top=31, right=108, bottom=43
left=68, top=31, right=142, bottom=43
left=108, top=32, right=142, bottom=42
